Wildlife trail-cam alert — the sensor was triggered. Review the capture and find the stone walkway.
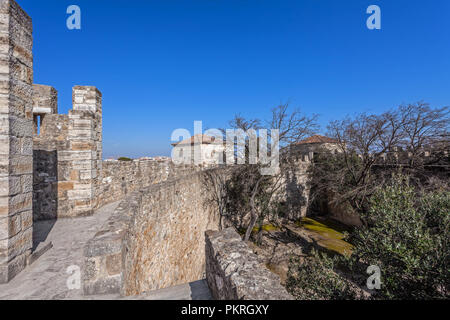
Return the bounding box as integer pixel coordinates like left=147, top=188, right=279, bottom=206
left=125, top=280, right=212, bottom=300
left=0, top=201, right=212, bottom=300
left=0, top=201, right=120, bottom=300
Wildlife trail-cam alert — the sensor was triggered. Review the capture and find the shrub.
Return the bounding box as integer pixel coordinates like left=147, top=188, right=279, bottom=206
left=286, top=250, right=357, bottom=300
left=286, top=176, right=449, bottom=300
left=117, top=157, right=133, bottom=161
left=351, top=176, right=449, bottom=299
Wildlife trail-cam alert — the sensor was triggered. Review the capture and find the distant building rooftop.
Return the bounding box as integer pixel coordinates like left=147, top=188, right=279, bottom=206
left=296, top=135, right=338, bottom=145
left=172, top=134, right=220, bottom=146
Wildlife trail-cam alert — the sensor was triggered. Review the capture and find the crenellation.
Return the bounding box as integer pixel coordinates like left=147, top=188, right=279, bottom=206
left=32, top=85, right=57, bottom=113
left=31, top=84, right=105, bottom=220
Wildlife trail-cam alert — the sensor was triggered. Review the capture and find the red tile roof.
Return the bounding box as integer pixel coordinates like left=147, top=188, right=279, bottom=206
left=296, top=135, right=338, bottom=145
left=171, top=134, right=219, bottom=146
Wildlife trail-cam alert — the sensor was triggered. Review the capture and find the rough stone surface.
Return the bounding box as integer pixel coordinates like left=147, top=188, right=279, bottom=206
left=83, top=170, right=221, bottom=296
left=83, top=192, right=140, bottom=295
left=0, top=0, right=34, bottom=283
left=123, top=172, right=220, bottom=296
left=32, top=95, right=198, bottom=221
left=32, top=86, right=101, bottom=219
left=0, top=201, right=121, bottom=299
left=205, top=228, right=293, bottom=300
left=97, top=158, right=197, bottom=208
left=279, top=153, right=312, bottom=220
left=123, top=279, right=212, bottom=300
left=32, top=84, right=58, bottom=135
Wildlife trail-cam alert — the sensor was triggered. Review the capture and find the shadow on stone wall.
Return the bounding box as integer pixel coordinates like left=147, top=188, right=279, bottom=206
left=32, top=150, right=58, bottom=249
left=284, top=170, right=308, bottom=221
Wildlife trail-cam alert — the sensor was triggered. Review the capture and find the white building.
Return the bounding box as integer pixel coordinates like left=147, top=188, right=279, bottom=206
left=171, top=134, right=225, bottom=166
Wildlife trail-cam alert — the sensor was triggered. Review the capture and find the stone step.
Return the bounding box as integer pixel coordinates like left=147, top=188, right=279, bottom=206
left=123, top=279, right=212, bottom=300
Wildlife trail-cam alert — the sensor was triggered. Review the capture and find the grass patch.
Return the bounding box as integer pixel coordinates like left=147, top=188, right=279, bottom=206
left=296, top=217, right=354, bottom=256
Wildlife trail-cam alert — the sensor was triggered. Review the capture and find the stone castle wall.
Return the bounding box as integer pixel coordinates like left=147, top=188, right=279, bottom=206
left=0, top=0, right=317, bottom=288
left=280, top=151, right=314, bottom=220
left=96, top=159, right=197, bottom=209
left=31, top=83, right=201, bottom=221
left=205, top=228, right=293, bottom=300
left=83, top=170, right=221, bottom=296
left=0, top=0, right=34, bottom=283
left=32, top=85, right=104, bottom=220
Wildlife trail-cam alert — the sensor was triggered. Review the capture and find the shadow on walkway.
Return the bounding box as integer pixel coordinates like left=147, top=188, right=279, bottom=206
left=32, top=219, right=56, bottom=251
left=189, top=279, right=213, bottom=300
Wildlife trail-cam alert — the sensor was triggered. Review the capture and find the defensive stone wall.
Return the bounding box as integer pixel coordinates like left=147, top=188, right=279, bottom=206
left=96, top=158, right=197, bottom=209
left=280, top=151, right=314, bottom=220
left=83, top=170, right=221, bottom=296
left=205, top=228, right=293, bottom=300
left=0, top=0, right=34, bottom=284
left=32, top=85, right=103, bottom=220
left=32, top=83, right=201, bottom=221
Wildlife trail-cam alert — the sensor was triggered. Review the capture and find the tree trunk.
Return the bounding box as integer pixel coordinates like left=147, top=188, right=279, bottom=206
left=244, top=207, right=258, bottom=242
left=244, top=177, right=263, bottom=242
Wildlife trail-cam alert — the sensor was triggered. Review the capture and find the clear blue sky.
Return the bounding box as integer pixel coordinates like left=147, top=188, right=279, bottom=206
left=19, top=0, right=450, bottom=158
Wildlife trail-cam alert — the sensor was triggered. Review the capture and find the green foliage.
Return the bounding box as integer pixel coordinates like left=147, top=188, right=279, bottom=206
left=117, top=157, right=133, bottom=161
left=286, top=250, right=357, bottom=300
left=351, top=176, right=449, bottom=299
left=308, top=149, right=385, bottom=214
left=286, top=176, right=449, bottom=300
left=223, top=165, right=281, bottom=234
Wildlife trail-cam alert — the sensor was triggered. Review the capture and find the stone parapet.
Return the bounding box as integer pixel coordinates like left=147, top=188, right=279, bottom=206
left=83, top=170, right=221, bottom=296
left=205, top=228, right=293, bottom=300
left=83, top=191, right=140, bottom=295
left=32, top=85, right=58, bottom=115
left=97, top=158, right=198, bottom=208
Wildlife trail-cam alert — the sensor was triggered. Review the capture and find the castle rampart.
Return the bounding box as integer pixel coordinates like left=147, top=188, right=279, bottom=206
left=31, top=83, right=201, bottom=222
left=82, top=169, right=294, bottom=299
left=0, top=0, right=34, bottom=283
left=205, top=228, right=293, bottom=300
left=83, top=170, right=221, bottom=296
left=32, top=85, right=103, bottom=219
left=96, top=158, right=197, bottom=209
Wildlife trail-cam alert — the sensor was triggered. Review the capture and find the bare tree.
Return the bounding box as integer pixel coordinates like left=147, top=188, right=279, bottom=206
left=224, top=104, right=318, bottom=241
left=202, top=168, right=231, bottom=230
left=398, top=102, right=449, bottom=167
left=310, top=102, right=449, bottom=214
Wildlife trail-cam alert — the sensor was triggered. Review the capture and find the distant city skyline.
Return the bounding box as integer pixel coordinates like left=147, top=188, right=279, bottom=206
left=20, top=0, right=450, bottom=158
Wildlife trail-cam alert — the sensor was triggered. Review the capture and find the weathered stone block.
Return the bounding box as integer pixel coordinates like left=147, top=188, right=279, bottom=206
left=83, top=274, right=121, bottom=296
left=0, top=0, right=33, bottom=284
left=84, top=236, right=123, bottom=258
left=0, top=216, right=8, bottom=240
left=7, top=211, right=21, bottom=237
left=9, top=155, right=32, bottom=175
left=106, top=253, right=122, bottom=276
left=32, top=84, right=58, bottom=115
left=205, top=228, right=293, bottom=300
left=9, top=191, right=32, bottom=214
left=20, top=209, right=31, bottom=230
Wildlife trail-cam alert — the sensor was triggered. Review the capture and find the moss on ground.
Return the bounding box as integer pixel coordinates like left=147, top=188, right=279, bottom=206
left=296, top=217, right=353, bottom=256
left=253, top=224, right=280, bottom=233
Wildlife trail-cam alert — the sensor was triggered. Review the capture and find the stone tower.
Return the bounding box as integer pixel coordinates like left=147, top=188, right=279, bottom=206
left=0, top=0, right=34, bottom=283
